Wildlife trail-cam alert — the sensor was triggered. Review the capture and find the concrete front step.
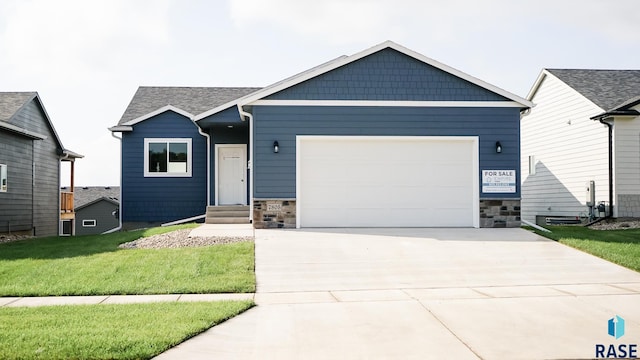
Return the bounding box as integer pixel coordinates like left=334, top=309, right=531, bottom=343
left=205, top=205, right=250, bottom=224
left=206, top=210, right=249, bottom=217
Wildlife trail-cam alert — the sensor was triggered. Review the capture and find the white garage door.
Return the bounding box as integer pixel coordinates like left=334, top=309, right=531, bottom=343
left=297, top=136, right=479, bottom=228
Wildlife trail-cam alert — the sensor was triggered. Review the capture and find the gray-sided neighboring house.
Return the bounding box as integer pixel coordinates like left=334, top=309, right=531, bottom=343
left=0, top=92, right=82, bottom=237
left=521, top=69, right=640, bottom=224
left=67, top=186, right=120, bottom=235
left=110, top=41, right=533, bottom=230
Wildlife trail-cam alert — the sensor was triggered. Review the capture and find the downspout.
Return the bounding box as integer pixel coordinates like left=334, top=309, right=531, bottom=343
left=598, top=118, right=614, bottom=219
left=238, top=105, right=254, bottom=223
left=191, top=119, right=211, bottom=207
left=103, top=132, right=123, bottom=234
left=154, top=119, right=212, bottom=226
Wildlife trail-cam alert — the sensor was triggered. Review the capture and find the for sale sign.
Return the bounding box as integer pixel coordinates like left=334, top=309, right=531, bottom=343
left=482, top=170, right=516, bottom=193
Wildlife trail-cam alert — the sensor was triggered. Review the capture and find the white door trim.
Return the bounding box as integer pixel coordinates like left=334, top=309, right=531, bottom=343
left=214, top=144, right=247, bottom=206
left=296, top=135, right=480, bottom=228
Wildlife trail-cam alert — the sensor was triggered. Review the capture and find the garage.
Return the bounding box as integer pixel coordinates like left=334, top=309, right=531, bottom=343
left=296, top=136, right=479, bottom=228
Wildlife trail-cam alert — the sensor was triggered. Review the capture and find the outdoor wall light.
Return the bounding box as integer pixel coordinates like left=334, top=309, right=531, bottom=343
left=495, top=141, right=502, bottom=154
left=273, top=141, right=279, bottom=153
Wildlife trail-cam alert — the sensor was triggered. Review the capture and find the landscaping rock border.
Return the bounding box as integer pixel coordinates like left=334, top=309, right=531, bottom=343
left=589, top=219, right=640, bottom=230
left=0, top=234, right=32, bottom=244
left=118, top=229, right=253, bottom=249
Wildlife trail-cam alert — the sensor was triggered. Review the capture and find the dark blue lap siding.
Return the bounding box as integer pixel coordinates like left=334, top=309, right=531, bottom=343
left=252, top=106, right=520, bottom=199
left=121, top=112, right=207, bottom=223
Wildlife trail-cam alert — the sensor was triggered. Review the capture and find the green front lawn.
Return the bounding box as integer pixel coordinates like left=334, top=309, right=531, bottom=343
left=533, top=226, right=640, bottom=272
left=0, top=224, right=255, bottom=296
left=0, top=301, right=254, bottom=360
left=0, top=225, right=257, bottom=359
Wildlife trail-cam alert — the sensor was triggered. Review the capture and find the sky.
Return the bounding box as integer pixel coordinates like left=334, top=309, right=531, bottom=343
left=0, top=0, right=638, bottom=186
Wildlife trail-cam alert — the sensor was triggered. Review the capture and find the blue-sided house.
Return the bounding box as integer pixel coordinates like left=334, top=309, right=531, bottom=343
left=110, top=41, right=532, bottom=229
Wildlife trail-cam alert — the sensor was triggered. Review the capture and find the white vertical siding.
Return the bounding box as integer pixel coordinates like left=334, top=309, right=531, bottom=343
left=521, top=72, right=609, bottom=222
left=613, top=111, right=640, bottom=213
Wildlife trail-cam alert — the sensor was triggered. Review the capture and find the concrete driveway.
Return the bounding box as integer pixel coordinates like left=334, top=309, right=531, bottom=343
left=156, top=228, right=640, bottom=359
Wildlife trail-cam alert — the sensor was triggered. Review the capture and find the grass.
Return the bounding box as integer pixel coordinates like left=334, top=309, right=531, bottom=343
left=0, top=224, right=256, bottom=295
left=533, top=225, right=640, bottom=272
left=0, top=301, right=254, bottom=360
left=0, top=225, right=257, bottom=358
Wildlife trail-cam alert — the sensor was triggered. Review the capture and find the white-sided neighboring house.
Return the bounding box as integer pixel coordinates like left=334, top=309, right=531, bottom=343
left=521, top=69, right=640, bottom=224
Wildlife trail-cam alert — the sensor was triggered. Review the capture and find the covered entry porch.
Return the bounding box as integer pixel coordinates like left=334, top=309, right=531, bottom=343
left=199, top=109, right=251, bottom=224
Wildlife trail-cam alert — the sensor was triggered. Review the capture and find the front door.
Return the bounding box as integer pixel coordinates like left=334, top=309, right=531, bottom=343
left=216, top=145, right=247, bottom=205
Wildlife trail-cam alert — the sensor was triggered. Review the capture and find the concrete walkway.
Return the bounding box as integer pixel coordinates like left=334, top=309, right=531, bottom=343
left=156, top=228, right=640, bottom=360
left=3, top=227, right=640, bottom=359
left=0, top=293, right=254, bottom=307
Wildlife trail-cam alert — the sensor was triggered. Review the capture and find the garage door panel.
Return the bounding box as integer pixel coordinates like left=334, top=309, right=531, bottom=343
left=389, top=186, right=469, bottom=204
left=298, top=137, right=477, bottom=227
left=429, top=209, right=475, bottom=226
left=388, top=209, right=469, bottom=227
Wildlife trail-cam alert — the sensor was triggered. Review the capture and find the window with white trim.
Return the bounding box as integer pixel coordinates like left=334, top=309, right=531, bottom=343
left=0, top=164, right=6, bottom=192
left=144, top=138, right=192, bottom=177
left=82, top=219, right=97, bottom=227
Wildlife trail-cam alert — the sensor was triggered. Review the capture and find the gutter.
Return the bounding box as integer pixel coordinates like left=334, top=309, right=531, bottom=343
left=191, top=119, right=211, bottom=206
left=238, top=106, right=254, bottom=223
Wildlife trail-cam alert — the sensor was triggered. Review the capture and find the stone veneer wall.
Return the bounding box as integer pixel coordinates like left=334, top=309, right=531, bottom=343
left=253, top=199, right=296, bottom=229
left=254, top=199, right=521, bottom=228
left=618, top=194, right=640, bottom=217
left=480, top=199, right=521, bottom=228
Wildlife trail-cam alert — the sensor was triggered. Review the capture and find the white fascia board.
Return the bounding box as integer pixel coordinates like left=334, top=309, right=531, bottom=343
left=195, top=41, right=532, bottom=120
left=526, top=69, right=549, bottom=101
left=193, top=55, right=349, bottom=121
left=121, top=105, right=194, bottom=126
left=250, top=100, right=525, bottom=108
left=240, top=40, right=532, bottom=108
left=385, top=41, right=533, bottom=109
left=237, top=42, right=398, bottom=108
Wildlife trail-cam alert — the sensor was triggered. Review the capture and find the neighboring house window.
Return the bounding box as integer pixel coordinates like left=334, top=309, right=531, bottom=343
left=0, top=164, right=6, bottom=192
left=82, top=219, right=97, bottom=227
left=528, top=155, right=536, bottom=175
left=144, top=138, right=192, bottom=177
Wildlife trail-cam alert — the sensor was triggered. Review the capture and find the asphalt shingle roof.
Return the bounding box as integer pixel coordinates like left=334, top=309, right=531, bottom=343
left=0, top=92, right=37, bottom=122
left=547, top=69, right=640, bottom=111
left=61, top=186, right=120, bottom=209
left=117, top=87, right=262, bottom=125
